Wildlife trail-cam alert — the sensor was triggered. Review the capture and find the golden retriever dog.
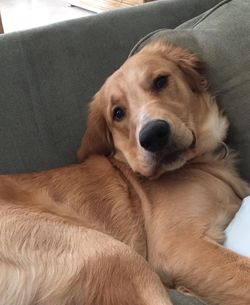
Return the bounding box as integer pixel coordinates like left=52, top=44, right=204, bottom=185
left=0, top=40, right=250, bottom=305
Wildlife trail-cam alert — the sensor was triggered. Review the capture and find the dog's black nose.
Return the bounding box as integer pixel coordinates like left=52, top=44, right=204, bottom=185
left=139, top=120, right=170, bottom=152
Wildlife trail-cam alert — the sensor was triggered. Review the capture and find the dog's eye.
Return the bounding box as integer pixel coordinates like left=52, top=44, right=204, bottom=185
left=153, top=75, right=168, bottom=91
left=113, top=106, right=126, bottom=122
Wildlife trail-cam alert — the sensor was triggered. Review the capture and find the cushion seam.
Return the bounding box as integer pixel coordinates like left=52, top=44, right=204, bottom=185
left=128, top=28, right=166, bottom=57
left=192, top=0, right=232, bottom=28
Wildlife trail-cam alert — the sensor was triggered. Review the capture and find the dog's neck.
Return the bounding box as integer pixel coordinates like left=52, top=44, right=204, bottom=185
left=212, top=142, right=229, bottom=160
left=191, top=93, right=229, bottom=160
left=190, top=141, right=229, bottom=165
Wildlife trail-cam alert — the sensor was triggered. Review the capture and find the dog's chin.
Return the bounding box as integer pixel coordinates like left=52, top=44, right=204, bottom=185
left=153, top=155, right=187, bottom=179
left=135, top=153, right=188, bottom=180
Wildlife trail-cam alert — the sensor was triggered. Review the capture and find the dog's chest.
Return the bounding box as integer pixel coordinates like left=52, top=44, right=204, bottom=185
left=144, top=168, right=240, bottom=241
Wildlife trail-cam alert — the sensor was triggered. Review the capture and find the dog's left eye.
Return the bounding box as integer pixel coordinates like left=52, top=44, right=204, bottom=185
left=113, top=106, right=126, bottom=122
left=153, top=75, right=169, bottom=91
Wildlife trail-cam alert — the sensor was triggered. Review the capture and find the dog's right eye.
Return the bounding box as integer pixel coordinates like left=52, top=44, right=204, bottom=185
left=113, top=106, right=126, bottom=122
left=153, top=75, right=169, bottom=91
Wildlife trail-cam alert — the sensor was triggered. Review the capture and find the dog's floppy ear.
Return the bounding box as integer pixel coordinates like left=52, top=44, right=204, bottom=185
left=173, top=45, right=207, bottom=93
left=143, top=40, right=207, bottom=92
left=77, top=95, right=114, bottom=162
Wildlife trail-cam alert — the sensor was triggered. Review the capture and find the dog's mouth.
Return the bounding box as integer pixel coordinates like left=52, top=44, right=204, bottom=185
left=157, top=131, right=196, bottom=165
left=146, top=131, right=196, bottom=177
left=161, top=150, right=182, bottom=164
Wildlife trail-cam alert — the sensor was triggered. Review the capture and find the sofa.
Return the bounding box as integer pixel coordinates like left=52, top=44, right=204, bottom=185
left=0, top=0, right=249, bottom=304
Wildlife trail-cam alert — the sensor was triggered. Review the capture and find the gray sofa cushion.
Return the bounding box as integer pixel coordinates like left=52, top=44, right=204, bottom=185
left=130, top=0, right=250, bottom=181
left=0, top=0, right=220, bottom=174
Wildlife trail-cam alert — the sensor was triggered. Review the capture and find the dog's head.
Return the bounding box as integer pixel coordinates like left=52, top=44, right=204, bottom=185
left=78, top=41, right=228, bottom=178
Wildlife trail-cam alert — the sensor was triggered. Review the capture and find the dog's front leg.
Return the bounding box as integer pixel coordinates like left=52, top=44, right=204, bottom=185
left=149, top=235, right=250, bottom=305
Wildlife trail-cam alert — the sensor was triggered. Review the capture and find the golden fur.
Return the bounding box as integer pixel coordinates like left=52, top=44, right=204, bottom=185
left=0, top=41, right=250, bottom=305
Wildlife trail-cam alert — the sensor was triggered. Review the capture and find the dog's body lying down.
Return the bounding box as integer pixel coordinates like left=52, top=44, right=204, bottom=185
left=1, top=41, right=250, bottom=305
